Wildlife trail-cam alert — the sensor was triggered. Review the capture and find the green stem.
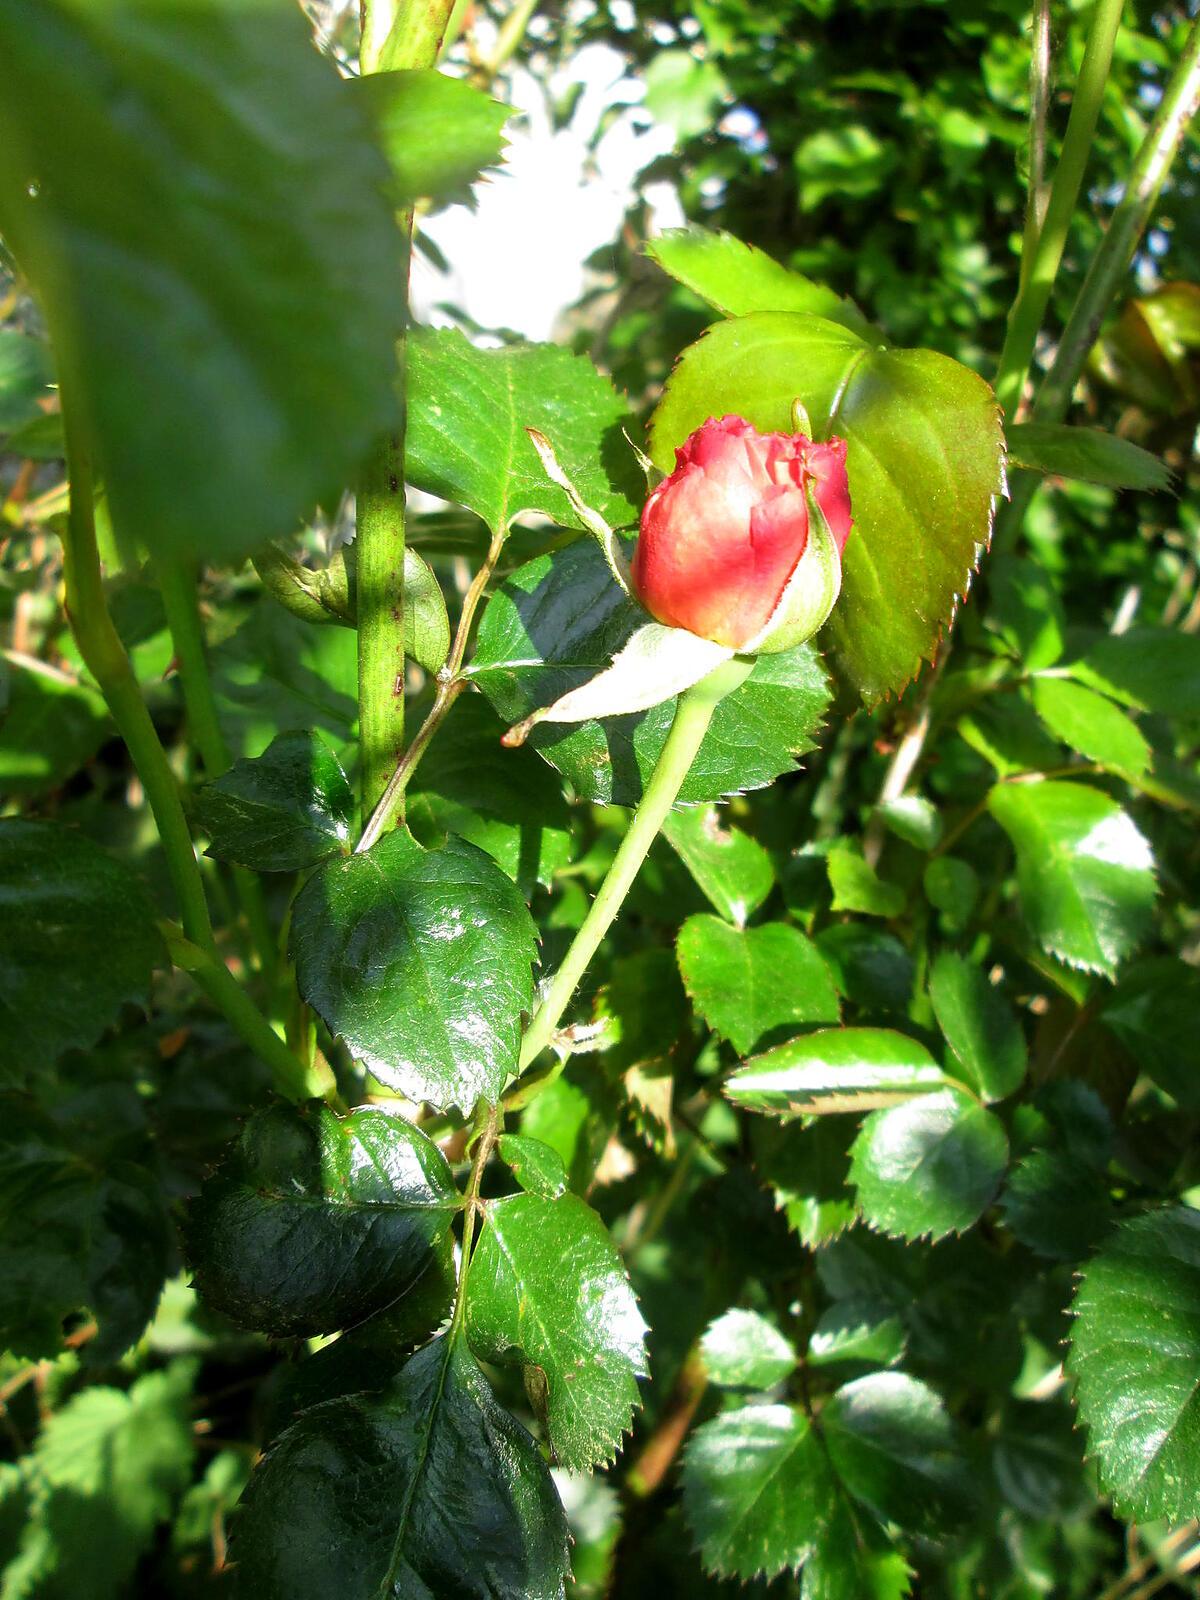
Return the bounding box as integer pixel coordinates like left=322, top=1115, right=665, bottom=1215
left=1018, top=0, right=1053, bottom=284
left=994, top=0, right=1125, bottom=416
left=155, top=557, right=275, bottom=973
left=451, top=1104, right=500, bottom=1333
left=510, top=658, right=754, bottom=1094
left=160, top=921, right=333, bottom=1104
left=60, top=399, right=214, bottom=953
left=357, top=0, right=458, bottom=818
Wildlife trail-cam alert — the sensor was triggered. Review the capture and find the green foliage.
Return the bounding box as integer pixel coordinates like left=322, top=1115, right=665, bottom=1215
left=726, top=1028, right=946, bottom=1116
left=677, top=916, right=839, bottom=1055
left=353, top=68, right=512, bottom=207
left=291, top=828, right=537, bottom=1110
left=184, top=1100, right=458, bottom=1336
left=1006, top=421, right=1173, bottom=490
left=0, top=0, right=405, bottom=563
left=928, top=950, right=1027, bottom=1102
left=661, top=804, right=775, bottom=924
left=700, top=1308, right=797, bottom=1389
left=194, top=730, right=355, bottom=872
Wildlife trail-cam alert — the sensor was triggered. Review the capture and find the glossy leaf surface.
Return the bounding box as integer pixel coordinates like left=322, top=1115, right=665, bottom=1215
left=849, top=1088, right=1008, bottom=1240
left=194, top=731, right=354, bottom=873
left=727, top=1028, right=946, bottom=1116
left=233, top=1334, right=570, bottom=1600
left=291, top=830, right=536, bottom=1110
left=987, top=780, right=1156, bottom=977
left=467, top=1192, right=647, bottom=1469
left=677, top=916, right=840, bottom=1055
left=928, top=950, right=1026, bottom=1102
left=0, top=820, right=161, bottom=1086
left=185, top=1101, right=458, bottom=1337
left=0, top=0, right=404, bottom=563
left=1029, top=677, right=1150, bottom=780
left=407, top=327, right=641, bottom=536
left=473, top=538, right=830, bottom=806
left=700, top=1308, right=797, bottom=1389
left=648, top=311, right=1004, bottom=700
left=662, top=805, right=776, bottom=925
left=1069, top=1207, right=1200, bottom=1522
left=497, top=1134, right=569, bottom=1199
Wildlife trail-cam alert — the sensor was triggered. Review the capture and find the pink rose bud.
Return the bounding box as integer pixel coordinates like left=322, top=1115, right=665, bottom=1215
left=630, top=415, right=854, bottom=653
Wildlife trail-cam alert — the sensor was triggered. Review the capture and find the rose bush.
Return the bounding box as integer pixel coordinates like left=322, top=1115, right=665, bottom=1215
left=631, top=414, right=853, bottom=653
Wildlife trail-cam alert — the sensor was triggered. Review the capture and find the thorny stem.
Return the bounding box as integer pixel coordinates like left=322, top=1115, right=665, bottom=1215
left=357, top=528, right=506, bottom=853
left=993, top=0, right=1125, bottom=416
left=507, top=656, right=754, bottom=1108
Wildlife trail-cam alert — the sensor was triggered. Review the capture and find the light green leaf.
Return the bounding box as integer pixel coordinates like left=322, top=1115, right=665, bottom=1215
left=849, top=1088, right=1008, bottom=1241
left=0, top=329, right=52, bottom=431
left=795, top=125, right=895, bottom=208
left=0, top=0, right=404, bottom=563
left=645, top=226, right=872, bottom=334
left=1068, top=1207, right=1200, bottom=1522
left=467, top=1192, right=647, bottom=1470
left=1100, top=957, right=1200, bottom=1108
left=700, top=1308, right=798, bottom=1389
left=233, top=1334, right=570, bottom=1600
left=987, top=780, right=1156, bottom=978
left=923, top=857, right=979, bottom=936
left=408, top=694, right=572, bottom=896
left=1029, top=677, right=1150, bottom=779
left=407, top=327, right=641, bottom=537
left=807, top=1300, right=907, bottom=1369
left=497, top=1134, right=568, bottom=1199
left=677, top=916, right=840, bottom=1056
left=648, top=312, right=1003, bottom=700
left=1064, top=627, right=1200, bottom=716
left=662, top=805, right=776, bottom=926
left=1006, top=422, right=1173, bottom=492
left=988, top=555, right=1066, bottom=671
left=472, top=538, right=831, bottom=807
left=352, top=68, right=510, bottom=206
left=291, top=829, right=537, bottom=1111
left=827, top=844, right=905, bottom=917
left=727, top=1029, right=946, bottom=1117
left=3, top=1366, right=195, bottom=1600
left=184, top=1101, right=458, bottom=1337
left=642, top=50, right=727, bottom=139
left=928, top=950, right=1026, bottom=1102
left=872, top=795, right=942, bottom=852
left=0, top=820, right=162, bottom=1087
left=194, top=730, right=354, bottom=873
left=402, top=547, right=452, bottom=673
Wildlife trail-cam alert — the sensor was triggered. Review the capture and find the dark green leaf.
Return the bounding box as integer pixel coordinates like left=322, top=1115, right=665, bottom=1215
left=194, top=731, right=354, bottom=873
left=1000, top=1151, right=1111, bottom=1260
left=750, top=1117, right=858, bottom=1247
left=4, top=1366, right=194, bottom=1600
left=408, top=694, right=572, bottom=896
left=1064, top=627, right=1200, bottom=716
left=849, top=1088, right=1008, bottom=1241
left=647, top=311, right=1004, bottom=700
left=816, top=926, right=915, bottom=1015
left=645, top=226, right=872, bottom=334
left=677, top=916, right=840, bottom=1056
left=401, top=547, right=452, bottom=673
left=700, top=1308, right=797, bottom=1389
left=497, top=1134, right=568, bottom=1199
left=661, top=804, right=775, bottom=925
left=0, top=1097, right=170, bottom=1361
left=0, top=329, right=52, bottom=431
left=1069, top=1206, right=1200, bottom=1522
left=1100, top=957, right=1200, bottom=1108
left=233, top=1334, right=569, bottom=1600
left=928, top=950, right=1026, bottom=1102
left=0, top=657, right=109, bottom=797
left=727, top=1029, right=945, bottom=1117
left=291, top=829, right=536, bottom=1111
left=353, top=69, right=510, bottom=206
left=185, top=1101, right=458, bottom=1338
left=467, top=1191, right=647, bottom=1469
left=807, top=1300, right=907, bottom=1369
left=1029, top=677, right=1150, bottom=780
left=987, top=780, right=1156, bottom=978
left=922, top=857, right=979, bottom=936
left=517, top=1064, right=620, bottom=1197
left=822, top=1373, right=970, bottom=1534
left=407, top=327, right=641, bottom=537
left=988, top=555, right=1066, bottom=671
left=473, top=537, right=831, bottom=806
left=0, top=820, right=162, bottom=1087
left=0, top=0, right=404, bottom=563
left=1006, top=422, right=1172, bottom=491
left=958, top=695, right=1064, bottom=777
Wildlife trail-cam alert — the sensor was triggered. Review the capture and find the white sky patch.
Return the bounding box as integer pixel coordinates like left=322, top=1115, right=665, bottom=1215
left=412, top=44, right=682, bottom=342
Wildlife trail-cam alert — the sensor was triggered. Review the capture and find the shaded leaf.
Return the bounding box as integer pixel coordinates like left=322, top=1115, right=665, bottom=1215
left=662, top=804, right=776, bottom=925
left=849, top=1088, right=1008, bottom=1241
left=873, top=795, right=942, bottom=852
left=1069, top=1206, right=1200, bottom=1522
left=0, top=658, right=109, bottom=797
left=808, top=1300, right=907, bottom=1369
left=728, top=1029, right=945, bottom=1117
left=1100, top=957, right=1200, bottom=1108
left=407, top=326, right=641, bottom=537
left=291, top=829, right=536, bottom=1111
left=233, top=1334, right=569, bottom=1600
left=988, top=780, right=1156, bottom=978
left=648, top=311, right=1003, bottom=700
left=750, top=1117, right=858, bottom=1247
left=0, top=820, right=162, bottom=1088
left=1000, top=1151, right=1111, bottom=1260
left=1006, top=422, right=1172, bottom=491
left=1064, top=627, right=1200, bottom=717
left=678, top=916, right=840, bottom=1056
left=194, top=730, right=354, bottom=873
left=467, top=1191, right=647, bottom=1469
left=0, top=0, right=404, bottom=563
left=473, top=537, right=831, bottom=806
left=928, top=950, right=1026, bottom=1102
left=185, top=1101, right=458, bottom=1338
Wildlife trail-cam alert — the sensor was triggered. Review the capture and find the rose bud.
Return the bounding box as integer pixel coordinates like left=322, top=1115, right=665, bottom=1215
left=630, top=414, right=853, bottom=654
